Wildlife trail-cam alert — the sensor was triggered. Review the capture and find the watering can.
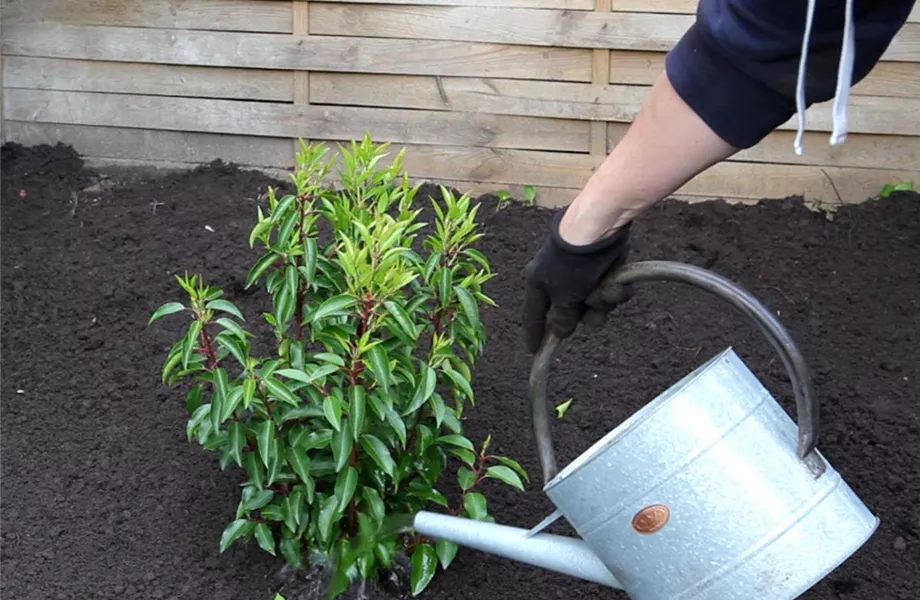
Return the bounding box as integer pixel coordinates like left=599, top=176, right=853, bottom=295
left=407, top=260, right=880, bottom=599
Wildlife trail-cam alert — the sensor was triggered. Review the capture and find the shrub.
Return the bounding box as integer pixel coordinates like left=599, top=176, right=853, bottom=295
left=150, top=136, right=528, bottom=596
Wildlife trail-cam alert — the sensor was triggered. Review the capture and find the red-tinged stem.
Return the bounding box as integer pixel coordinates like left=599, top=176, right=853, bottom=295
left=199, top=324, right=218, bottom=370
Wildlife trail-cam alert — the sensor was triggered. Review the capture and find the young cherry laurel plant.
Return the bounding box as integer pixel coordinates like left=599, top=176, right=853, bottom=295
left=150, top=136, right=529, bottom=597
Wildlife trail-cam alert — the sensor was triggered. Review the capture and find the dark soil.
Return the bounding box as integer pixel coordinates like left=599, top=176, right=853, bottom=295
left=2, top=141, right=919, bottom=600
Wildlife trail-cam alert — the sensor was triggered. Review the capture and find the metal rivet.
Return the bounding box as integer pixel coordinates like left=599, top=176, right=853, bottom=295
left=632, top=504, right=670, bottom=534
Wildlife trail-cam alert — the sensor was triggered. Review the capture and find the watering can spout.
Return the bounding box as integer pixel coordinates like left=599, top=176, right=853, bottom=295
left=411, top=511, right=625, bottom=590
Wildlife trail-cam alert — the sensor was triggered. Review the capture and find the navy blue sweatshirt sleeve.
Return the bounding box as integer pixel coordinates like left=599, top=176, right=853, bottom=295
left=665, top=0, right=916, bottom=149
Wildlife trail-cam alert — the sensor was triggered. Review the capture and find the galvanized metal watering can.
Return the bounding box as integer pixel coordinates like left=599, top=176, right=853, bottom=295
left=408, top=260, right=879, bottom=600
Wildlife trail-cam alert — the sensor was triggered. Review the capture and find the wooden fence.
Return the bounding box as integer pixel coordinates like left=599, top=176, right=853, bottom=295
left=2, top=0, right=920, bottom=205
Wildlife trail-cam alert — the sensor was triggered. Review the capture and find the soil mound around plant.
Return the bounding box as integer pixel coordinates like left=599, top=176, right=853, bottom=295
left=2, top=142, right=918, bottom=600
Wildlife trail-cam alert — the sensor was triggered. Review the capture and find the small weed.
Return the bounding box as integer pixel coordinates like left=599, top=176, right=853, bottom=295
left=804, top=198, right=840, bottom=221
left=555, top=398, right=574, bottom=419
left=492, top=185, right=538, bottom=212
left=878, top=180, right=914, bottom=198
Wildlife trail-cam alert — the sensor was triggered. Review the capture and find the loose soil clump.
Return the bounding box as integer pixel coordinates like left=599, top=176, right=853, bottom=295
left=2, top=142, right=918, bottom=600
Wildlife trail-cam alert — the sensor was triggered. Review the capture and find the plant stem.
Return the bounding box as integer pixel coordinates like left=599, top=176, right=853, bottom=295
left=199, top=324, right=218, bottom=370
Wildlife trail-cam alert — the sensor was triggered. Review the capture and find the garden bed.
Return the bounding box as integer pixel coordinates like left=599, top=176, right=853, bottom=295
left=1, top=141, right=918, bottom=600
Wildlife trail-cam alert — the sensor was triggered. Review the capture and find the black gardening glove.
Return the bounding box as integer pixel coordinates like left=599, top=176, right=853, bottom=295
left=522, top=210, right=633, bottom=354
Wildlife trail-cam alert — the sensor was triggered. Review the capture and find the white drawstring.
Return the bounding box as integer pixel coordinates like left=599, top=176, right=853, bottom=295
left=793, top=0, right=856, bottom=154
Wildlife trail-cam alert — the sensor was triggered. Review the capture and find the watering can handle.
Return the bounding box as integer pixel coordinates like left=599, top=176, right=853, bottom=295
left=529, top=260, right=823, bottom=486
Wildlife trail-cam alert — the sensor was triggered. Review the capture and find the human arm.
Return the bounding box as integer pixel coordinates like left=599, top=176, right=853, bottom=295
left=522, top=0, right=916, bottom=353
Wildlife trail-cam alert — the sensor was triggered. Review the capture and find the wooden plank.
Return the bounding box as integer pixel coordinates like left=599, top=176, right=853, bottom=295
left=0, top=55, right=6, bottom=145
left=394, top=144, right=597, bottom=188
left=4, top=88, right=591, bottom=152
left=2, top=56, right=294, bottom=101
left=436, top=179, right=579, bottom=208
left=293, top=0, right=311, bottom=152
left=611, top=0, right=696, bottom=12
left=3, top=122, right=294, bottom=167
left=3, top=0, right=293, bottom=33
left=607, top=50, right=920, bottom=99
left=678, top=162, right=920, bottom=205
left=612, top=0, right=920, bottom=23
left=607, top=123, right=920, bottom=172
left=2, top=23, right=592, bottom=81
left=310, top=73, right=644, bottom=120
left=310, top=0, right=594, bottom=8
left=79, top=156, right=291, bottom=181
left=308, top=4, right=920, bottom=60
left=309, top=73, right=920, bottom=136
left=591, top=0, right=612, bottom=156
left=309, top=5, right=693, bottom=51
left=887, top=24, right=920, bottom=61
left=325, top=140, right=920, bottom=205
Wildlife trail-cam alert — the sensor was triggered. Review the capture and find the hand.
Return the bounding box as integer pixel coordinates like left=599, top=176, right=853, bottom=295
left=522, top=211, right=633, bottom=353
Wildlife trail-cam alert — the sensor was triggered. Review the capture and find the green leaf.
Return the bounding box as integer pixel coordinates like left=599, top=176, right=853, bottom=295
left=181, top=320, right=202, bottom=369
left=410, top=543, right=438, bottom=596
left=246, top=251, right=279, bottom=289
left=436, top=539, right=459, bottom=571
left=428, top=392, right=446, bottom=428
left=335, top=466, right=359, bottom=513
left=494, top=456, right=530, bottom=483
left=264, top=376, right=300, bottom=407
left=360, top=434, right=395, bottom=478
left=484, top=465, right=525, bottom=491
left=280, top=537, right=304, bottom=569
left=254, top=523, right=276, bottom=556
left=311, top=293, right=356, bottom=323
left=332, top=427, right=354, bottom=473
left=243, top=451, right=265, bottom=489
left=221, top=386, right=243, bottom=423
left=349, top=386, right=366, bottom=441
left=457, top=466, right=476, bottom=492
left=361, top=487, right=385, bottom=524
left=216, top=317, right=248, bottom=340
left=267, top=438, right=285, bottom=486
left=323, top=394, right=343, bottom=431
left=217, top=333, right=247, bottom=367
left=228, top=422, right=246, bottom=467
left=383, top=300, right=417, bottom=340
left=437, top=268, right=452, bottom=306
left=206, top=299, right=245, bottom=321
left=365, top=345, right=390, bottom=395
left=463, top=492, right=488, bottom=521
left=318, top=495, right=339, bottom=544
left=219, top=519, right=254, bottom=553
left=186, top=402, right=210, bottom=442
left=449, top=448, right=476, bottom=467
left=442, top=363, right=474, bottom=402
left=403, top=364, right=436, bottom=415
left=314, top=352, right=346, bottom=367
left=287, top=444, right=312, bottom=485
left=453, top=285, right=480, bottom=328
left=384, top=407, right=407, bottom=448
left=149, top=302, right=186, bottom=324
left=276, top=364, right=339, bottom=386
left=242, top=489, right=274, bottom=511
left=256, top=420, right=274, bottom=468
left=281, top=405, right=324, bottom=422
left=242, top=377, right=256, bottom=409
left=292, top=428, right=333, bottom=451
left=436, top=434, right=474, bottom=451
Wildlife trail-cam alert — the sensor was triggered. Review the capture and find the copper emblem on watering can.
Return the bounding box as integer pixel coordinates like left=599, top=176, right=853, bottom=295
left=632, top=504, right=670, bottom=534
